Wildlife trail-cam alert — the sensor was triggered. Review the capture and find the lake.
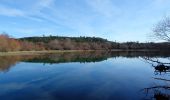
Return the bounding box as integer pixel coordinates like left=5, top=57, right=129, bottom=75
left=0, top=51, right=170, bottom=100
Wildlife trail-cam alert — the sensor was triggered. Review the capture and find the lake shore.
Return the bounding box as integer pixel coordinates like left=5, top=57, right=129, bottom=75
left=0, top=49, right=161, bottom=56
left=0, top=50, right=91, bottom=56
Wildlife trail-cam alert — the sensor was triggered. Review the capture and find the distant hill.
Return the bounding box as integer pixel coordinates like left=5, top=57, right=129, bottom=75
left=18, top=36, right=170, bottom=51
left=19, top=36, right=109, bottom=43
left=18, top=36, right=113, bottom=50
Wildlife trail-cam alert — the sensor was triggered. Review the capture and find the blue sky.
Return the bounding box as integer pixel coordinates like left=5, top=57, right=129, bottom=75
left=0, top=0, right=170, bottom=42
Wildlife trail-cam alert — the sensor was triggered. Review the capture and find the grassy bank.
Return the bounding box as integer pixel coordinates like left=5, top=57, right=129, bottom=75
left=0, top=49, right=161, bottom=56
left=0, top=50, right=95, bottom=56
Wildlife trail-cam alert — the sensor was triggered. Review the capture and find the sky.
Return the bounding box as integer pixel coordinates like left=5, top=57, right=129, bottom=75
left=0, top=0, right=170, bottom=42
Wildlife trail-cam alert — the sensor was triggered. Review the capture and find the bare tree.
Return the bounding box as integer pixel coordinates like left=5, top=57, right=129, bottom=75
left=153, top=17, right=170, bottom=42
left=48, top=39, right=63, bottom=50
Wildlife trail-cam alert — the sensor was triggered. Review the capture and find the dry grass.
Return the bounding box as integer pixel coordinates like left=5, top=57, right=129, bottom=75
left=0, top=50, right=96, bottom=56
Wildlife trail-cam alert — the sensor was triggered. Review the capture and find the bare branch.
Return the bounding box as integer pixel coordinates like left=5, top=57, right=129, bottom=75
left=153, top=17, right=170, bottom=42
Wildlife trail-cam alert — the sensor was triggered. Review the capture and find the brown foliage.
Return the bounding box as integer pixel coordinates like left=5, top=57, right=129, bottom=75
left=0, top=34, right=21, bottom=52
left=0, top=34, right=45, bottom=52
left=20, top=41, right=45, bottom=51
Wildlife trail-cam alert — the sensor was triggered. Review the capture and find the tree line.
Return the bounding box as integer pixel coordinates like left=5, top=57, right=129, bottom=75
left=0, top=34, right=170, bottom=52
left=0, top=34, right=45, bottom=52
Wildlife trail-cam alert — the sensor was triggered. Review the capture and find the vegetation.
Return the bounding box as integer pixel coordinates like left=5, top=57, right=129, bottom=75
left=19, top=36, right=112, bottom=50
left=0, top=33, right=170, bottom=52
left=152, top=17, right=170, bottom=42
left=0, top=34, right=20, bottom=52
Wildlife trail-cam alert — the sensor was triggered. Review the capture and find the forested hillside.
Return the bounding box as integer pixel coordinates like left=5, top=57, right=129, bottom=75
left=19, top=36, right=112, bottom=50
left=0, top=34, right=170, bottom=52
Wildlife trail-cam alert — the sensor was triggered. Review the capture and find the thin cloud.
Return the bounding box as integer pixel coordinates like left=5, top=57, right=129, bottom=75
left=32, top=0, right=55, bottom=11
left=0, top=0, right=170, bottom=42
left=0, top=0, right=55, bottom=22
left=86, top=0, right=121, bottom=18
left=0, top=5, right=24, bottom=17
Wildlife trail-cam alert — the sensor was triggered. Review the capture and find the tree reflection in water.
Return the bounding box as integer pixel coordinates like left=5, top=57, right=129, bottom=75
left=0, top=51, right=111, bottom=72
left=0, top=55, right=38, bottom=72
left=0, top=51, right=170, bottom=72
left=142, top=57, right=170, bottom=75
left=1, top=51, right=170, bottom=99
left=142, top=57, right=170, bottom=100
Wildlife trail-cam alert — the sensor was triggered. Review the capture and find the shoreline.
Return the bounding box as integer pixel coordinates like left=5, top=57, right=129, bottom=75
left=0, top=50, right=91, bottom=56
left=0, top=49, right=163, bottom=56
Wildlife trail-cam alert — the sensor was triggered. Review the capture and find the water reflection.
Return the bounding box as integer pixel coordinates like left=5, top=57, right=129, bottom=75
left=142, top=57, right=170, bottom=100
left=142, top=57, right=170, bottom=74
left=0, top=55, right=37, bottom=72
left=0, top=51, right=170, bottom=100
left=143, top=86, right=170, bottom=100
left=1, top=51, right=170, bottom=72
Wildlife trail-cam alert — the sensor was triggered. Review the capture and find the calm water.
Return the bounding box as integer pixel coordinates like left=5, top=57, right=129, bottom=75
left=0, top=51, right=170, bottom=100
